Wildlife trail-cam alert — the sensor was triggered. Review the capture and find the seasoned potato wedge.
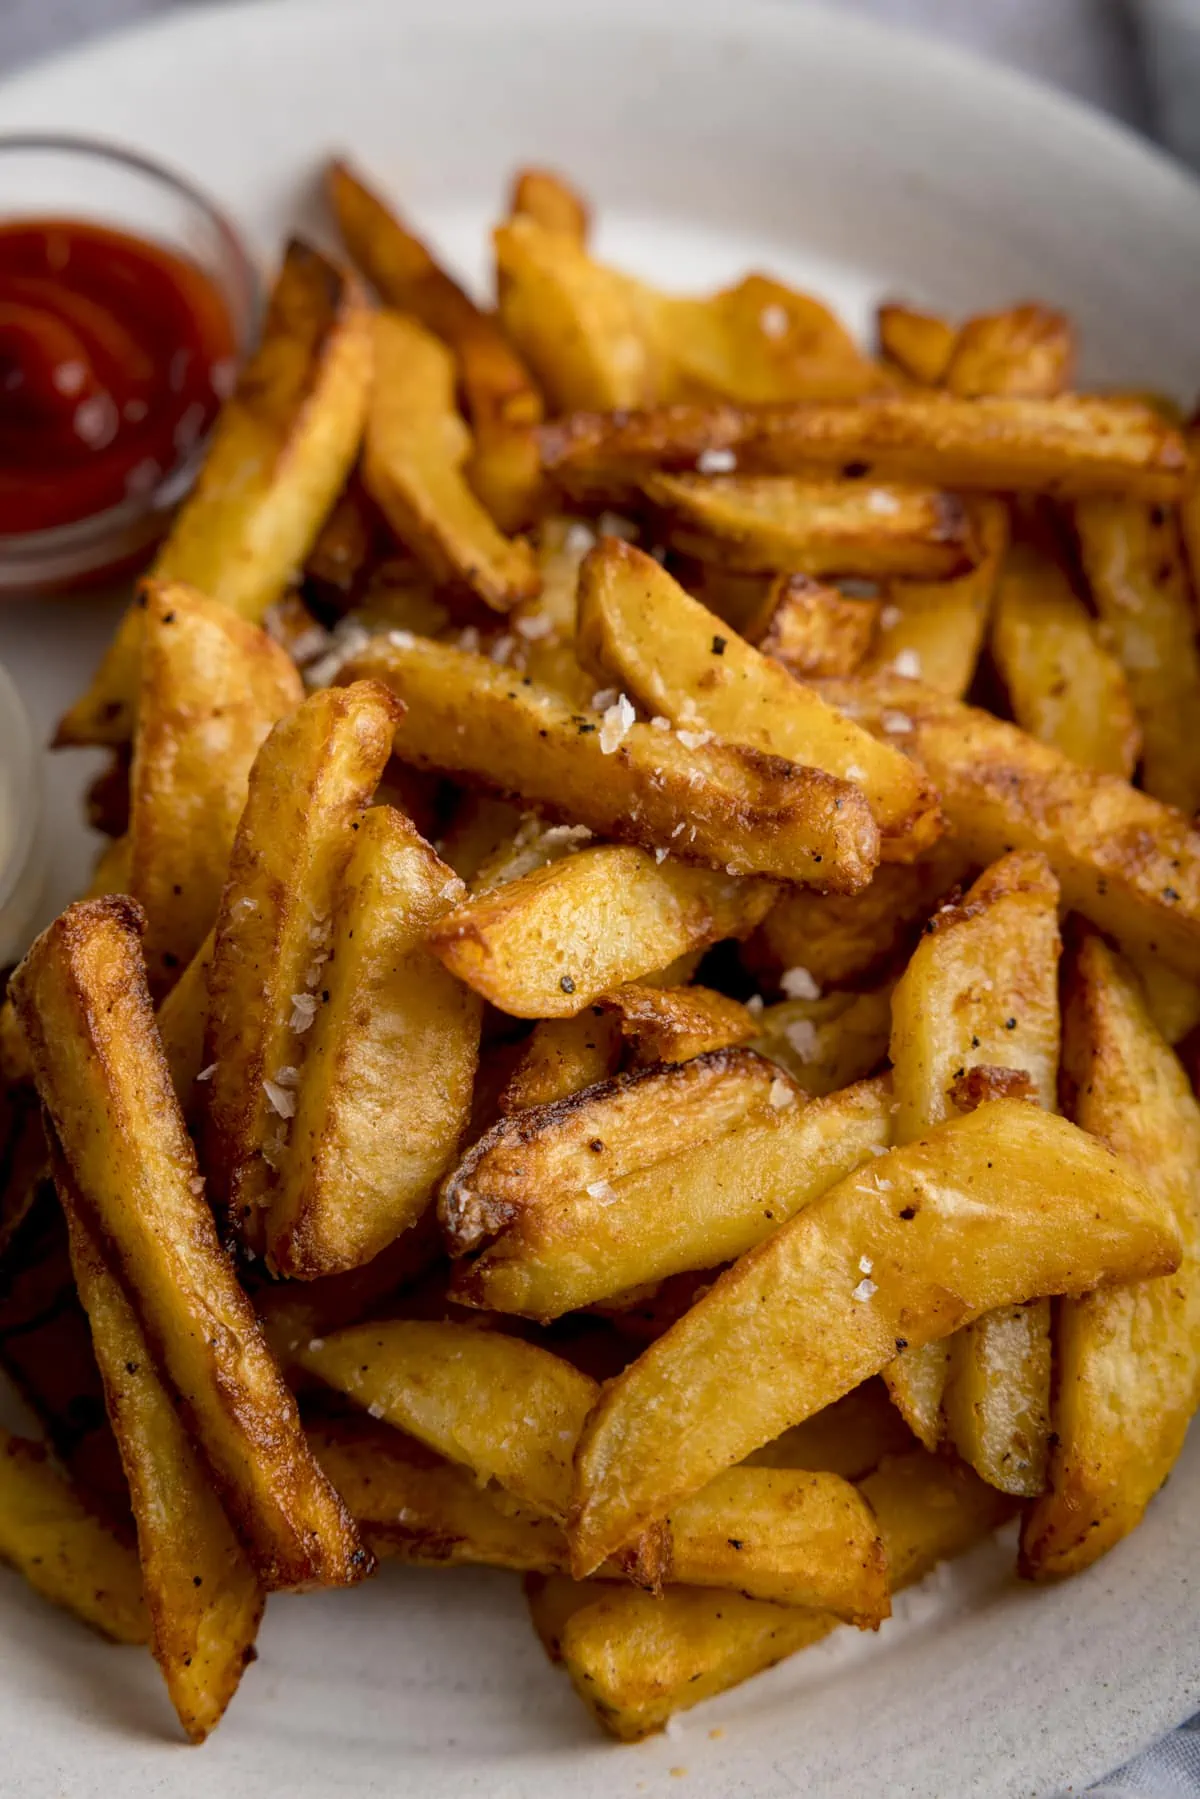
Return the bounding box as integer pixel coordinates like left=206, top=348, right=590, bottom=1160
left=131, top=583, right=302, bottom=995
left=0, top=1426, right=146, bottom=1644
left=1075, top=497, right=1200, bottom=812
left=745, top=574, right=880, bottom=680
left=12, top=898, right=368, bottom=1592
left=65, top=1201, right=263, bottom=1741
left=942, top=304, right=1074, bottom=399
left=430, top=846, right=776, bottom=1016
left=750, top=985, right=893, bottom=1098
left=343, top=633, right=877, bottom=886
left=362, top=311, right=540, bottom=609
left=541, top=392, right=1188, bottom=504
left=865, top=498, right=1009, bottom=698
left=596, top=983, right=756, bottom=1065
left=990, top=539, right=1140, bottom=777
left=642, top=474, right=975, bottom=579
left=745, top=1378, right=915, bottom=1478
left=203, top=682, right=399, bottom=1254
left=57, top=240, right=372, bottom=747
left=1021, top=932, right=1200, bottom=1577
left=297, top=1321, right=596, bottom=1522
left=508, top=167, right=591, bottom=243
left=265, top=805, right=480, bottom=1279
left=659, top=273, right=881, bottom=405
left=576, top=538, right=940, bottom=861
left=821, top=675, right=1200, bottom=979
left=441, top=1063, right=892, bottom=1318
left=549, top=1448, right=1015, bottom=1740
left=499, top=1013, right=623, bottom=1112
left=877, top=304, right=956, bottom=386
left=570, top=1099, right=1177, bottom=1571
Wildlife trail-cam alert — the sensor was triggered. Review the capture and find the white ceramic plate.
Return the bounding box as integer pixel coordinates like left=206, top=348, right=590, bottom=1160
left=3, top=4, right=1200, bottom=1793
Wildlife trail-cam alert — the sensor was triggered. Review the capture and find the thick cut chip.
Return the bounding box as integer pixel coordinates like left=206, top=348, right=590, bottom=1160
left=12, top=898, right=369, bottom=1593
left=499, top=1013, right=624, bottom=1112
left=877, top=304, right=956, bottom=386
left=596, top=984, right=756, bottom=1065
left=203, top=682, right=399, bottom=1254
left=441, top=1063, right=892, bottom=1319
left=1075, top=497, right=1200, bottom=813
left=342, top=633, right=877, bottom=887
left=570, top=1100, right=1176, bottom=1571
left=1021, top=932, right=1200, bottom=1577
left=265, top=805, right=481, bottom=1279
left=130, top=583, right=302, bottom=995
left=750, top=985, right=893, bottom=1098
left=541, top=392, right=1188, bottom=504
left=745, top=574, right=880, bottom=680
left=576, top=538, right=939, bottom=861
left=866, top=498, right=1009, bottom=699
left=0, top=1426, right=147, bottom=1644
left=746, top=1378, right=916, bottom=1478
left=990, top=539, right=1140, bottom=778
left=508, top=167, right=591, bottom=243
left=659, top=273, right=881, bottom=405
left=65, top=1200, right=263, bottom=1741
left=942, top=305, right=1074, bottom=399
left=642, top=474, right=975, bottom=579
left=820, top=674, right=1200, bottom=980
left=430, top=846, right=776, bottom=1017
left=57, top=240, right=372, bottom=747
left=296, top=1320, right=596, bottom=1523
left=362, top=311, right=540, bottom=609
left=155, top=928, right=213, bottom=1110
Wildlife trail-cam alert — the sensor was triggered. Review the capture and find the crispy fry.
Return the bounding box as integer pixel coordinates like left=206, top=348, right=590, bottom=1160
left=508, top=168, right=591, bottom=243
left=990, top=540, right=1140, bottom=777
left=596, top=984, right=755, bottom=1065
left=642, top=474, right=975, bottom=579
left=660, top=274, right=882, bottom=405
left=12, top=898, right=369, bottom=1592
left=865, top=498, right=1009, bottom=698
left=745, top=1378, right=915, bottom=1477
left=362, top=311, right=540, bottom=609
left=83, top=832, right=134, bottom=901
left=343, top=632, right=876, bottom=886
left=576, top=538, right=939, bottom=861
left=0, top=1427, right=147, bottom=1644
left=750, top=985, right=893, bottom=1097
left=266, top=805, right=481, bottom=1279
left=1021, top=932, right=1200, bottom=1577
left=130, top=583, right=302, bottom=995
left=57, top=240, right=372, bottom=747
left=430, top=846, right=776, bottom=1017
left=297, top=1321, right=596, bottom=1523
left=542, top=392, right=1188, bottom=504
left=877, top=304, right=955, bottom=386
left=820, top=674, right=1200, bottom=979
left=155, top=929, right=213, bottom=1109
left=943, top=305, right=1074, bottom=399
left=64, top=1201, right=263, bottom=1740
left=203, top=682, right=399, bottom=1254
left=745, top=574, right=880, bottom=680
left=1075, top=497, right=1200, bottom=812
left=85, top=751, right=131, bottom=838
left=570, top=1100, right=1177, bottom=1571
left=442, top=1065, right=892, bottom=1319
left=499, top=1013, right=623, bottom=1112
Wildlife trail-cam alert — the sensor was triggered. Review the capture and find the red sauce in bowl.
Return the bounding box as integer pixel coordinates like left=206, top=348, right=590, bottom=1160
left=0, top=217, right=236, bottom=537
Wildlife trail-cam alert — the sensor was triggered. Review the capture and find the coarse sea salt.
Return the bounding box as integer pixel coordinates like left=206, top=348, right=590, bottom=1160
left=768, top=1077, right=795, bottom=1110
left=759, top=303, right=789, bottom=340
left=591, top=687, right=619, bottom=713
left=780, top=966, right=820, bottom=1001
left=515, top=612, right=554, bottom=640
left=599, top=693, right=636, bottom=755
left=290, top=992, right=319, bottom=1032
left=879, top=604, right=903, bottom=630
left=263, top=1079, right=297, bottom=1120
left=697, top=447, right=737, bottom=475
left=881, top=710, right=914, bottom=735
left=783, top=1019, right=819, bottom=1061
left=564, top=521, right=597, bottom=556
left=859, top=1254, right=874, bottom=1275
left=676, top=728, right=713, bottom=751
left=745, top=994, right=765, bottom=1016
left=866, top=488, right=900, bottom=517
left=650, top=715, right=672, bottom=732
left=586, top=1180, right=617, bottom=1203
left=893, top=648, right=922, bottom=679
left=852, top=1276, right=877, bottom=1302
left=388, top=629, right=416, bottom=649
left=196, top=1062, right=217, bottom=1083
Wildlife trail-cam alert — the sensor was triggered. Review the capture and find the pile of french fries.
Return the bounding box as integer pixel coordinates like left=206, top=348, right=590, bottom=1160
left=2, top=156, right=1200, bottom=1749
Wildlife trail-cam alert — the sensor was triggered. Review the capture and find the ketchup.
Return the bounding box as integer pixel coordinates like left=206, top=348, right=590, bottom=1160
left=0, top=218, right=236, bottom=536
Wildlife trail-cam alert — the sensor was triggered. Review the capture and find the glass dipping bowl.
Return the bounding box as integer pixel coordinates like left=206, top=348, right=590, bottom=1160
left=0, top=134, right=260, bottom=596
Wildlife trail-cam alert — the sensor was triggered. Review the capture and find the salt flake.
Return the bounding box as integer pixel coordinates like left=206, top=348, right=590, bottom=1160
left=866, top=488, right=900, bottom=517
left=196, top=1063, right=217, bottom=1083
left=893, top=649, right=922, bottom=679
left=780, top=966, right=820, bottom=1001
left=881, top=710, right=914, bottom=735
left=697, top=447, right=737, bottom=475
left=586, top=1180, right=617, bottom=1203
left=769, top=1077, right=795, bottom=1110
left=263, top=1079, right=297, bottom=1119
left=852, top=1277, right=877, bottom=1302
left=599, top=693, right=636, bottom=755
left=783, top=1019, right=820, bottom=1061
left=759, top=303, right=789, bottom=339
left=859, top=1254, right=874, bottom=1275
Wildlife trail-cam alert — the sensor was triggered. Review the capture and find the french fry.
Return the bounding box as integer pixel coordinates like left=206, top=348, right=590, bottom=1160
left=296, top=1321, right=596, bottom=1523
left=744, top=574, right=880, bottom=680
left=865, top=498, right=1009, bottom=698
left=596, top=984, right=756, bottom=1065
left=550, top=1448, right=1015, bottom=1740
left=1021, top=932, right=1200, bottom=1577
left=203, top=682, right=399, bottom=1255
left=820, top=674, right=1200, bottom=979
left=659, top=274, right=882, bottom=405
left=745, top=841, right=969, bottom=989
left=1075, top=497, right=1200, bottom=812
left=750, top=985, right=892, bottom=1098
left=155, top=928, right=213, bottom=1109
left=441, top=1064, right=892, bottom=1319
left=257, top=1217, right=443, bottom=1363
left=877, top=304, right=955, bottom=386
left=570, top=1099, right=1177, bottom=1572
left=990, top=539, right=1140, bottom=777
left=1128, top=947, right=1200, bottom=1046
left=130, top=583, right=303, bottom=995
left=642, top=474, right=976, bottom=579
left=362, top=311, right=540, bottom=609
left=301, top=477, right=386, bottom=609
left=576, top=538, right=940, bottom=861
left=508, top=167, right=591, bottom=243
left=541, top=392, right=1188, bottom=504
left=942, top=305, right=1074, bottom=399
left=265, top=805, right=481, bottom=1279
left=57, top=240, right=372, bottom=747
left=745, top=1378, right=915, bottom=1477
left=499, top=1013, right=623, bottom=1112
left=64, top=1200, right=263, bottom=1741
left=12, top=898, right=369, bottom=1592
left=342, top=633, right=877, bottom=887
left=85, top=751, right=131, bottom=838
left=0, top=1427, right=147, bottom=1645
left=83, top=832, right=133, bottom=901
left=430, top=846, right=776, bottom=1017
